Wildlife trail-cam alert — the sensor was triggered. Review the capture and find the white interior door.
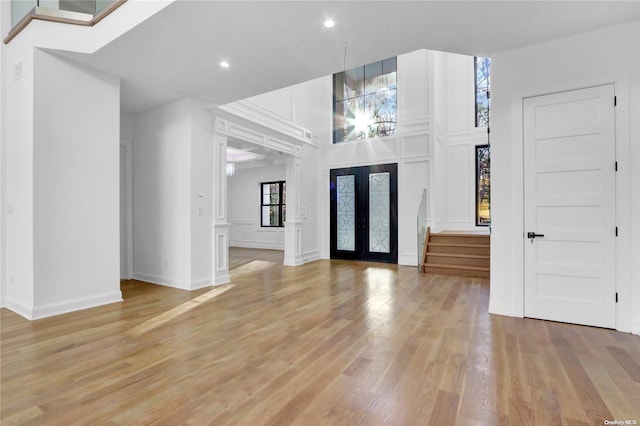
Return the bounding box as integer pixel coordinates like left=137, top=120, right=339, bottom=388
left=523, top=84, right=616, bottom=328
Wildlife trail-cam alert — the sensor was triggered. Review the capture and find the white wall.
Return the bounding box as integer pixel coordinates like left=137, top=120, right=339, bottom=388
left=32, top=50, right=121, bottom=317
left=490, top=20, right=640, bottom=334
left=0, top=25, right=5, bottom=308
left=133, top=98, right=192, bottom=289
left=133, top=97, right=213, bottom=290
left=228, top=164, right=286, bottom=250
left=445, top=53, right=490, bottom=231
left=190, top=101, right=213, bottom=286
left=3, top=31, right=36, bottom=317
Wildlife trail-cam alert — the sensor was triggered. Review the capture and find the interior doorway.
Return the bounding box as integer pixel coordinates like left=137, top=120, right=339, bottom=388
left=330, top=163, right=398, bottom=263
left=119, top=142, right=133, bottom=280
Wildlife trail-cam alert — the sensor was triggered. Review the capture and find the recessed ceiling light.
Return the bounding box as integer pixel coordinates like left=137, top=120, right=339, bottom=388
left=324, top=19, right=335, bottom=28
left=220, top=61, right=230, bottom=68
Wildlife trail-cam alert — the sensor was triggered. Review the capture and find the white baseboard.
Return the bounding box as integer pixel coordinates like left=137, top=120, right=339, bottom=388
left=190, top=278, right=213, bottom=291
left=0, top=298, right=5, bottom=309
left=5, top=300, right=33, bottom=320
left=215, top=273, right=231, bottom=286
left=398, top=254, right=418, bottom=266
left=488, top=302, right=520, bottom=318
left=133, top=273, right=189, bottom=290
left=30, top=292, right=123, bottom=320
left=230, top=241, right=284, bottom=250
left=283, top=256, right=305, bottom=266
left=632, top=320, right=640, bottom=336
left=302, top=251, right=321, bottom=264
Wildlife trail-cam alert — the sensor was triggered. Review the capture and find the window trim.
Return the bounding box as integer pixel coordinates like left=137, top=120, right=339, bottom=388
left=260, top=180, right=286, bottom=228
left=475, top=144, right=491, bottom=227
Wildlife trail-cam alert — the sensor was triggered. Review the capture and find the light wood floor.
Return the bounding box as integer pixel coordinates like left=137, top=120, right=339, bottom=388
left=1, top=248, right=639, bottom=425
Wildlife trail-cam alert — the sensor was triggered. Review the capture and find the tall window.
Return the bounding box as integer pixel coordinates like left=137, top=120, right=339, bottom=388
left=261, top=181, right=286, bottom=227
left=475, top=57, right=491, bottom=127
left=333, top=57, right=397, bottom=143
left=476, top=145, right=491, bottom=226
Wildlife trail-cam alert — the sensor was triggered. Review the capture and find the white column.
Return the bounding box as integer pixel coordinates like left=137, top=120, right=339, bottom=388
left=284, top=155, right=304, bottom=266
left=212, top=131, right=230, bottom=284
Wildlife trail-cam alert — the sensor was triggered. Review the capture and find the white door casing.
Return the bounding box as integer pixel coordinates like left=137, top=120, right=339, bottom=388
left=523, top=84, right=616, bottom=328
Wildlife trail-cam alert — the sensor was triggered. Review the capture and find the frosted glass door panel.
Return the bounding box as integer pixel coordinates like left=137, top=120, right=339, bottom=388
left=369, top=172, right=390, bottom=253
left=337, top=175, right=356, bottom=251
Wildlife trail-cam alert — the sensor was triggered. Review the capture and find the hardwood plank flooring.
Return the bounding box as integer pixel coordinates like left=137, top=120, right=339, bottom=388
left=1, top=248, right=639, bottom=425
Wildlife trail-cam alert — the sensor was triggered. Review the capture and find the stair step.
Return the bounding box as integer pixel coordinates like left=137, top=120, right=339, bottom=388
left=427, top=243, right=490, bottom=256
left=430, top=234, right=490, bottom=245
left=424, top=263, right=490, bottom=278
left=426, top=253, right=490, bottom=267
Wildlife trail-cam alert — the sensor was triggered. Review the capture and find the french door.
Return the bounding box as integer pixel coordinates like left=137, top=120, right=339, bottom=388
left=330, top=163, right=398, bottom=263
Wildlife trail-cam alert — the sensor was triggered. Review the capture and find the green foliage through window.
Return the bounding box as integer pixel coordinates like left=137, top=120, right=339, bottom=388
left=333, top=58, right=397, bottom=143
left=475, top=57, right=491, bottom=127
left=476, top=145, right=491, bottom=226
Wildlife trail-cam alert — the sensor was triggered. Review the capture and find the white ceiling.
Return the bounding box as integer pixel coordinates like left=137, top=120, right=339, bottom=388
left=54, top=1, right=640, bottom=114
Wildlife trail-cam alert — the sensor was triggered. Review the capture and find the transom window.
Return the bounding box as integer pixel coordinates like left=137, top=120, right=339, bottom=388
left=333, top=57, right=397, bottom=143
left=475, top=57, right=491, bottom=127
left=261, top=181, right=286, bottom=227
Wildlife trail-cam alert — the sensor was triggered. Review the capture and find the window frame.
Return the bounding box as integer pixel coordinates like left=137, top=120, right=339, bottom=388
left=474, top=56, right=491, bottom=128
left=260, top=180, right=286, bottom=228
left=332, top=57, right=398, bottom=143
left=475, top=144, right=491, bottom=227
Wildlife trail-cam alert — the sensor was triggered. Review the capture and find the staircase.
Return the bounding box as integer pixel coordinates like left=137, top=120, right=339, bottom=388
left=422, top=232, right=490, bottom=278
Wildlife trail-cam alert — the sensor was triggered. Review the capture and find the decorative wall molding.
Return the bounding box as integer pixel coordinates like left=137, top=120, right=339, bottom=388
left=230, top=241, right=284, bottom=250
left=213, top=223, right=231, bottom=285
left=230, top=219, right=257, bottom=225
left=214, top=117, right=302, bottom=157
left=284, top=220, right=304, bottom=266
left=218, top=100, right=313, bottom=146
left=399, top=116, right=431, bottom=137
left=266, top=136, right=296, bottom=155
left=400, top=134, right=430, bottom=159
left=401, top=156, right=430, bottom=164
